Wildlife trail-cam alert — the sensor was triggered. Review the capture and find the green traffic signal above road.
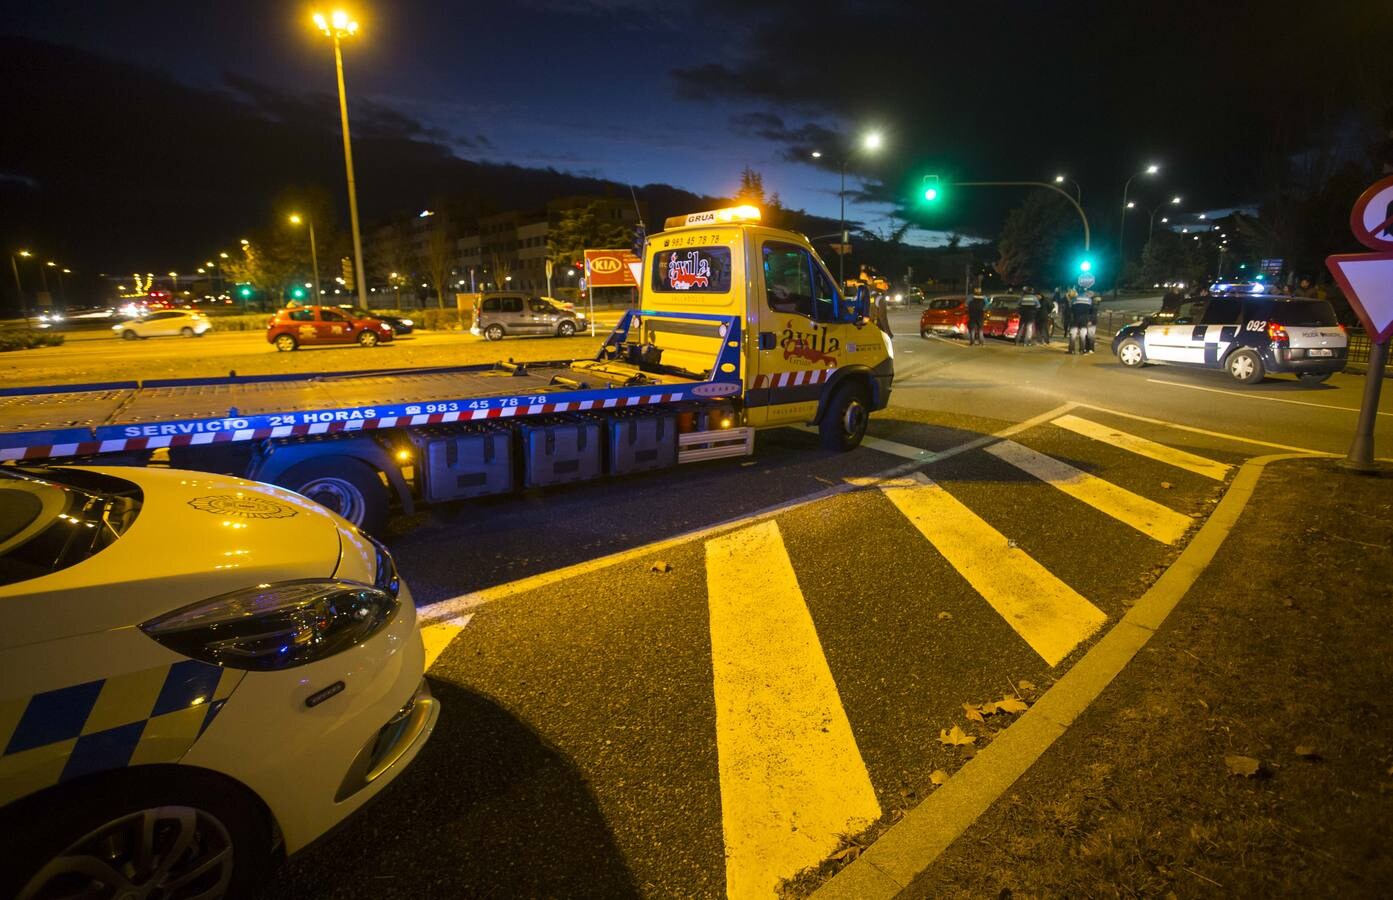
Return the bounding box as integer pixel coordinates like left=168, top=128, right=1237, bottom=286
left=922, top=175, right=940, bottom=202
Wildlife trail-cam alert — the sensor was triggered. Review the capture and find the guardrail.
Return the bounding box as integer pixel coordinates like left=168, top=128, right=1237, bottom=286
left=1345, top=329, right=1392, bottom=375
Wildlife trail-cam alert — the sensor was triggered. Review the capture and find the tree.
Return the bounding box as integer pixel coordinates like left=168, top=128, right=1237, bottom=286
left=995, top=190, right=1077, bottom=287
left=488, top=249, right=512, bottom=290
left=1137, top=232, right=1208, bottom=289
left=546, top=201, right=632, bottom=266
left=423, top=213, right=454, bottom=309
left=735, top=167, right=765, bottom=205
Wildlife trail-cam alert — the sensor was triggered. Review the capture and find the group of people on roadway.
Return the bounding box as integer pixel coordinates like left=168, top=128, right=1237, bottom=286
left=964, top=287, right=1099, bottom=354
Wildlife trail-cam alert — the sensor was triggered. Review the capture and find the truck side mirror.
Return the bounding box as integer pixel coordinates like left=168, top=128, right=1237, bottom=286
left=852, top=284, right=871, bottom=322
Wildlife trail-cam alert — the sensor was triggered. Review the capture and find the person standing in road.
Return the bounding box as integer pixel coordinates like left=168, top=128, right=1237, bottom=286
left=967, top=291, right=986, bottom=345
left=1060, top=288, right=1075, bottom=345
left=1038, top=288, right=1057, bottom=345
left=1016, top=290, right=1039, bottom=346
left=1068, top=290, right=1092, bottom=355
left=1084, top=291, right=1099, bottom=353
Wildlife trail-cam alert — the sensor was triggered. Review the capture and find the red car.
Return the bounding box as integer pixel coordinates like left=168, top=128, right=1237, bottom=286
left=983, top=295, right=1023, bottom=339
left=919, top=296, right=970, bottom=338
left=266, top=305, right=395, bottom=351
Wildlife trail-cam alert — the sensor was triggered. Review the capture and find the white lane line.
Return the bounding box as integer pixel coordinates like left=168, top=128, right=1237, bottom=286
left=1073, top=402, right=1334, bottom=456
left=861, top=434, right=941, bottom=460
left=417, top=403, right=1080, bottom=625
left=881, top=473, right=1107, bottom=667
left=984, top=440, right=1194, bottom=545
left=420, top=614, right=473, bottom=670
left=706, top=520, right=880, bottom=900
left=1050, top=413, right=1232, bottom=481
left=1146, top=378, right=1393, bottom=417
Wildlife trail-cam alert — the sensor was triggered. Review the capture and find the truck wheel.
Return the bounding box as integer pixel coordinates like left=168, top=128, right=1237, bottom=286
left=1117, top=338, right=1146, bottom=367
left=278, top=456, right=389, bottom=534
left=357, top=330, right=379, bottom=347
left=484, top=324, right=505, bottom=342
left=557, top=320, right=576, bottom=337
left=121, top=329, right=138, bottom=341
left=1226, top=349, right=1264, bottom=384
left=1297, top=372, right=1332, bottom=385
left=5, top=768, right=272, bottom=900
left=819, top=382, right=870, bottom=451
left=180, top=326, right=194, bottom=338
left=274, top=334, right=298, bottom=352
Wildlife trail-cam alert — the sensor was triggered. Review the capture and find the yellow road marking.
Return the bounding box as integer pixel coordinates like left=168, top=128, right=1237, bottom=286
left=420, top=614, right=473, bottom=670
left=984, top=440, right=1194, bottom=545
left=880, top=473, right=1107, bottom=666
left=706, top=520, right=880, bottom=899
left=1051, top=413, right=1232, bottom=481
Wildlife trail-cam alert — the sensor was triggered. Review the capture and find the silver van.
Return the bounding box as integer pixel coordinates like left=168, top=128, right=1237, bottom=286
left=471, top=293, right=586, bottom=341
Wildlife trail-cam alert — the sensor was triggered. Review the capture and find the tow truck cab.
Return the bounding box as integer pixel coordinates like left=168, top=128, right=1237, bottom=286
left=640, top=206, right=894, bottom=448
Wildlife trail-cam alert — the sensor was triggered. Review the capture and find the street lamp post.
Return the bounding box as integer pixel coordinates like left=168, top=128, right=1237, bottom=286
left=952, top=181, right=1091, bottom=250
left=1147, top=196, right=1182, bottom=242
left=10, top=250, right=30, bottom=317
left=1053, top=174, right=1082, bottom=203
left=313, top=10, right=369, bottom=311
left=288, top=214, right=322, bottom=304
left=811, top=130, right=883, bottom=285
left=1115, top=163, right=1159, bottom=299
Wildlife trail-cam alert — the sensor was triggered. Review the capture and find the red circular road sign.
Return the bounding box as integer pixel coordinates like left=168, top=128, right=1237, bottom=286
left=1349, top=174, right=1393, bottom=251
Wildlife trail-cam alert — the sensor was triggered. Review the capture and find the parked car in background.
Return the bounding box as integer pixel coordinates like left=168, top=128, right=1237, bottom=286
left=983, top=295, right=1023, bottom=339
left=336, top=305, right=415, bottom=335
left=920, top=295, right=971, bottom=338
left=112, top=310, right=211, bottom=340
left=0, top=465, right=435, bottom=899
left=266, top=305, right=395, bottom=351
left=905, top=287, right=927, bottom=305
left=471, top=293, right=586, bottom=341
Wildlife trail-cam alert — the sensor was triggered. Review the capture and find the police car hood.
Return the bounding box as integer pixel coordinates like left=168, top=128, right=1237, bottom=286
left=0, top=467, right=369, bottom=649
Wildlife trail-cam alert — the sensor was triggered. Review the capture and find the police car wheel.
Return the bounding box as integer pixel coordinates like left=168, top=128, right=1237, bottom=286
left=5, top=768, right=272, bottom=900
left=820, top=382, right=870, bottom=451
left=485, top=324, right=505, bottom=342
left=1117, top=338, right=1146, bottom=367
left=1297, top=372, right=1332, bottom=385
left=1226, top=349, right=1265, bottom=384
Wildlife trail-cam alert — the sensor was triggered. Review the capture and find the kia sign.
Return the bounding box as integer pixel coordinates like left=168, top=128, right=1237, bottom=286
left=584, top=249, right=641, bottom=288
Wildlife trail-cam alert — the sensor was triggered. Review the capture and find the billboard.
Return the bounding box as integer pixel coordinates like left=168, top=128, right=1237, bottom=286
left=584, top=249, right=641, bottom=288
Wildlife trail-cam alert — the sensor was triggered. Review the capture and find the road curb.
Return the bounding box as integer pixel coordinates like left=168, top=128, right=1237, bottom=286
left=809, top=451, right=1317, bottom=900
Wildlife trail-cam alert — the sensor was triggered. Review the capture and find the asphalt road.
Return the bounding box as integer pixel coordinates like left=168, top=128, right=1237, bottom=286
left=257, top=307, right=1390, bottom=898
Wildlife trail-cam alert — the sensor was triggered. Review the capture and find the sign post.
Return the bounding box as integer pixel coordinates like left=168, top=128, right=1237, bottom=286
left=1324, top=174, right=1393, bottom=471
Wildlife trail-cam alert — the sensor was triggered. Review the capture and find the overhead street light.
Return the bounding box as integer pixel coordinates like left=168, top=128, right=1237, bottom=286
left=810, top=129, right=886, bottom=284
left=1053, top=173, right=1082, bottom=202
left=288, top=213, right=322, bottom=303
left=1116, top=162, right=1160, bottom=299
left=1147, top=196, right=1183, bottom=240
left=313, top=8, right=369, bottom=310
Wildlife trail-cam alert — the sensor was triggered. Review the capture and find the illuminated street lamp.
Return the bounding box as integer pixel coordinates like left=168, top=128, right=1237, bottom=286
left=288, top=213, right=322, bottom=303
left=168, top=271, right=178, bottom=292
left=10, top=250, right=33, bottom=315
left=313, top=9, right=369, bottom=310
left=810, top=129, right=885, bottom=284
left=1147, top=196, right=1182, bottom=240
left=1116, top=162, right=1160, bottom=298
left=1053, top=174, right=1082, bottom=202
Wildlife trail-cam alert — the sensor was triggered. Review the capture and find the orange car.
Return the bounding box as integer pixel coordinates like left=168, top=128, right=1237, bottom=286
left=266, top=305, right=395, bottom=351
left=919, top=295, right=971, bottom=338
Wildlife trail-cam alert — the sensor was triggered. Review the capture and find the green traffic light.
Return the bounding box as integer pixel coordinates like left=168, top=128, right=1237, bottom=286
left=1079, top=259, right=1093, bottom=272
left=923, top=187, right=938, bottom=201
left=921, top=175, right=941, bottom=203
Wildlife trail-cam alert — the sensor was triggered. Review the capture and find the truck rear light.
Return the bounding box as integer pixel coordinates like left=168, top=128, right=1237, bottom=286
left=1266, top=322, right=1289, bottom=343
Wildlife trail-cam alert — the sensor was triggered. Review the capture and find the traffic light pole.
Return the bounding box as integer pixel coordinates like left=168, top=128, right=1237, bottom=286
left=953, top=181, right=1090, bottom=250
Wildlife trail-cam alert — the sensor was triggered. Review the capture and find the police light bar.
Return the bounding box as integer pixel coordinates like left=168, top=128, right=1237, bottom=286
left=663, top=205, right=762, bottom=230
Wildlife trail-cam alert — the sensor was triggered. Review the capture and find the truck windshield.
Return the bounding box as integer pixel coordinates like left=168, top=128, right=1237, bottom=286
left=0, top=469, right=143, bottom=587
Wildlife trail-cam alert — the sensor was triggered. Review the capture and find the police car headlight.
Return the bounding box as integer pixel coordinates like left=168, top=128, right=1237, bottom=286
left=140, top=580, right=400, bottom=671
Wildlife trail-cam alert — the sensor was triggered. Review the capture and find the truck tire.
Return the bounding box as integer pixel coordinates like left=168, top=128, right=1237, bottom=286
left=1117, top=338, right=1146, bottom=367
left=4, top=767, right=272, bottom=900
left=557, top=319, right=576, bottom=337
left=819, top=382, right=870, bottom=451
left=484, top=324, right=505, bottom=342
left=274, top=333, right=298, bottom=352
left=1226, top=348, right=1264, bottom=384
left=277, top=456, right=389, bottom=534
left=357, top=330, right=379, bottom=347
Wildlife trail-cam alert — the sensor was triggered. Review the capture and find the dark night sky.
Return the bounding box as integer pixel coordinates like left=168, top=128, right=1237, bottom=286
left=1, top=0, right=1387, bottom=281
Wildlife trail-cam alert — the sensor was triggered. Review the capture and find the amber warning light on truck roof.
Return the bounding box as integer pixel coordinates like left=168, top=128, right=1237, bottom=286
left=664, top=205, right=762, bottom=230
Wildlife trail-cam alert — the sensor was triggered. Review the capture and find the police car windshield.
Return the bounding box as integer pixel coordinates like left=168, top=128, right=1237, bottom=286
left=1249, top=300, right=1337, bottom=327
left=0, top=469, right=142, bottom=587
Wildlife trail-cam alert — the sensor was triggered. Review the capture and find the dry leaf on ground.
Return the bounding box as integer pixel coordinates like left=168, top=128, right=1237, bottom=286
left=650, top=561, right=672, bottom=574
left=937, top=611, right=953, bottom=621
left=939, top=725, right=977, bottom=747
left=994, top=696, right=1029, bottom=714
left=930, top=769, right=950, bottom=785
left=828, top=845, right=862, bottom=862
left=963, top=703, right=985, bottom=722
left=1225, top=755, right=1265, bottom=777
left=1294, top=745, right=1323, bottom=761
left=1018, top=680, right=1036, bottom=692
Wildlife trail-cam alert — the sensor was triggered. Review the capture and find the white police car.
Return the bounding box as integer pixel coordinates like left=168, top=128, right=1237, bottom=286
left=1112, top=295, right=1347, bottom=384
left=0, top=466, right=436, bottom=898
